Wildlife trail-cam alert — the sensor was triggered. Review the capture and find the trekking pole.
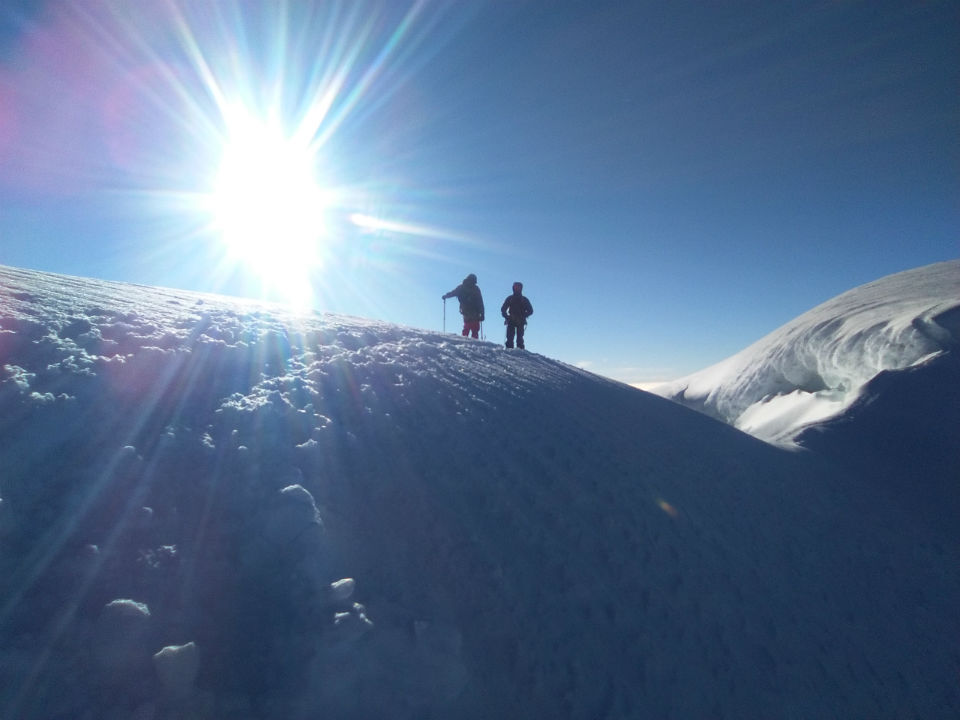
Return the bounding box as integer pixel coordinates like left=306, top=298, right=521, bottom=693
left=443, top=298, right=446, bottom=333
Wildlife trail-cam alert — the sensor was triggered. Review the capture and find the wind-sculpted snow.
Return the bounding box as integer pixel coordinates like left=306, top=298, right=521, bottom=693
left=654, top=261, right=960, bottom=443
left=1, top=264, right=958, bottom=719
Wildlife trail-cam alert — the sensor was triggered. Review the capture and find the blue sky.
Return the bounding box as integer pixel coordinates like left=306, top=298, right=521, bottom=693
left=0, top=1, right=956, bottom=385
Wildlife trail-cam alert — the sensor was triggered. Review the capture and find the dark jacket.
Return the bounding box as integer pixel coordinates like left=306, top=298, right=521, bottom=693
left=443, top=276, right=485, bottom=322
left=501, top=292, right=533, bottom=326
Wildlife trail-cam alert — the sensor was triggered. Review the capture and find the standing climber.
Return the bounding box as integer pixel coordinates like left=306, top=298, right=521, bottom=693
left=442, top=273, right=485, bottom=338
left=501, top=281, right=533, bottom=349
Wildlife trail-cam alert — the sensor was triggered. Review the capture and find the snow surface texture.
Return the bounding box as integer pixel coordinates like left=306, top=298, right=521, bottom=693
left=653, top=260, right=960, bottom=445
left=0, top=264, right=958, bottom=719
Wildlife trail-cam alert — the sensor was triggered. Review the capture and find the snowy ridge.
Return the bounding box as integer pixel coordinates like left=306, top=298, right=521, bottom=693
left=1, top=264, right=958, bottom=719
left=653, top=260, right=960, bottom=443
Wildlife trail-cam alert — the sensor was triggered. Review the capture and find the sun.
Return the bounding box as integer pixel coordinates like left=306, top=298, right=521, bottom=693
left=208, top=107, right=328, bottom=306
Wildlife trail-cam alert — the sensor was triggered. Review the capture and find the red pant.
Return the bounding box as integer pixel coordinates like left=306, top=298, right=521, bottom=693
left=462, top=320, right=480, bottom=338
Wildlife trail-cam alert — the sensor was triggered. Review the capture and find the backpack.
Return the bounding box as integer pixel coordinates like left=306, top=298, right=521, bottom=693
left=459, top=285, right=483, bottom=320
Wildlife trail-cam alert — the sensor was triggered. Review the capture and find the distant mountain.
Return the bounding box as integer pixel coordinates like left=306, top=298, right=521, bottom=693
left=653, top=260, right=960, bottom=445
left=1, top=264, right=957, bottom=719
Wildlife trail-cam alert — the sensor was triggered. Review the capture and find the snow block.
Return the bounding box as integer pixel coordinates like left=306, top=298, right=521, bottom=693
left=90, top=599, right=154, bottom=687
left=153, top=641, right=199, bottom=701
left=261, top=483, right=323, bottom=548
left=330, top=602, right=374, bottom=645
left=328, top=577, right=356, bottom=604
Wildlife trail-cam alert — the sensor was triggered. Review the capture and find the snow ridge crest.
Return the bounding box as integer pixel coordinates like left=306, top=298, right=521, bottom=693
left=654, top=260, right=960, bottom=443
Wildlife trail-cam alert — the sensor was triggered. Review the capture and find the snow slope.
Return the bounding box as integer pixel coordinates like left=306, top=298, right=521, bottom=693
left=653, top=261, right=960, bottom=445
left=1, top=264, right=958, bottom=719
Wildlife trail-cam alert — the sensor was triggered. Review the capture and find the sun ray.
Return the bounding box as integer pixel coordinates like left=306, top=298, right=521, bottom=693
left=6, top=1, right=485, bottom=311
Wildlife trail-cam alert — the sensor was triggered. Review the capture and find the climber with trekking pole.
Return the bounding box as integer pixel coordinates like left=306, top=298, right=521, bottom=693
left=441, top=273, right=485, bottom=338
